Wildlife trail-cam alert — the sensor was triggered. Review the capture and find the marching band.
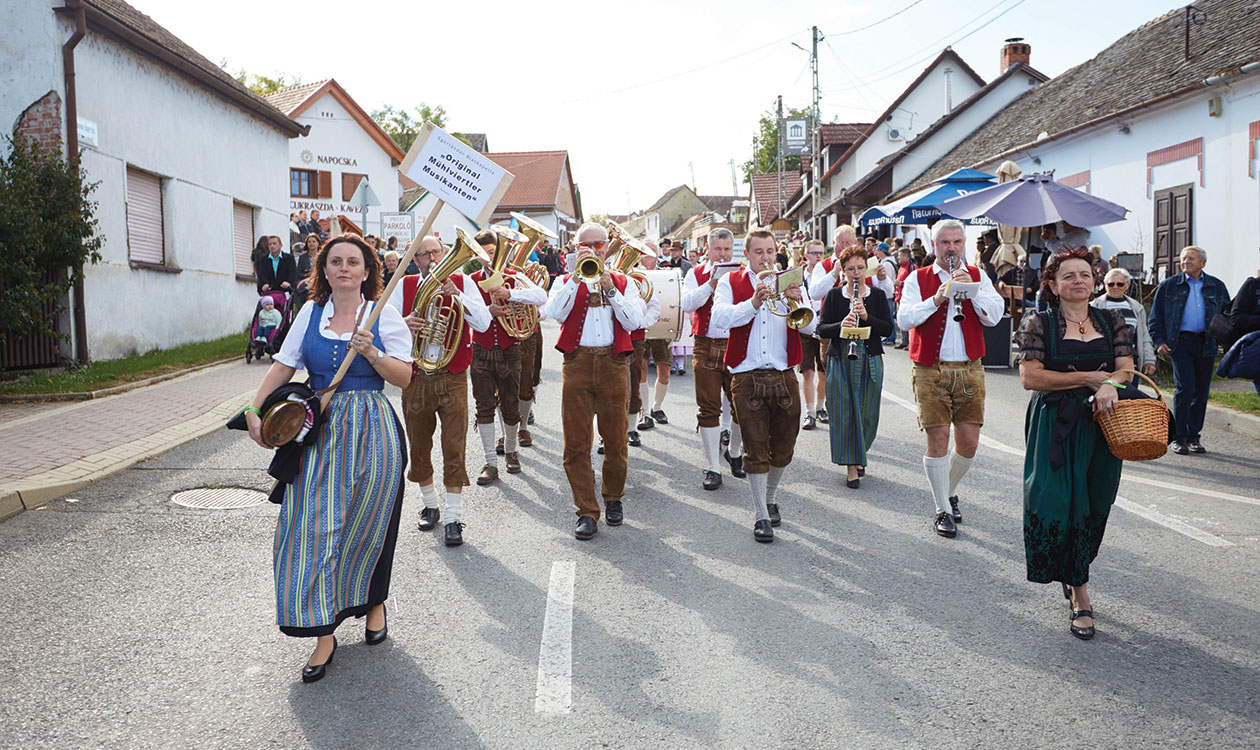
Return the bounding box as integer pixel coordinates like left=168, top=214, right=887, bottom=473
left=389, top=219, right=1017, bottom=547
left=370, top=221, right=1016, bottom=545
left=248, top=218, right=1029, bottom=679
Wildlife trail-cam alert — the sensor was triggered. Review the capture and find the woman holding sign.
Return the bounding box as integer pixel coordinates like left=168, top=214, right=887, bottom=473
left=244, top=235, right=413, bottom=683
left=817, top=245, right=893, bottom=488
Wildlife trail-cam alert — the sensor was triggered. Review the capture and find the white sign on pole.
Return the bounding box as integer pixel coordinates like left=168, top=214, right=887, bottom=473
left=348, top=179, right=380, bottom=208
left=380, top=212, right=415, bottom=248
left=332, top=127, right=513, bottom=395
left=399, top=123, right=514, bottom=227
